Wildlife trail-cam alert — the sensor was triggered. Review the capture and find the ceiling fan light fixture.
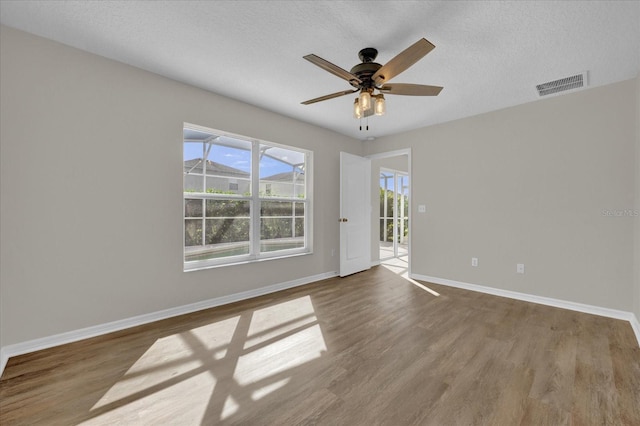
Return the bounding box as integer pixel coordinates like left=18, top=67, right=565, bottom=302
left=359, top=90, right=371, bottom=111
left=301, top=37, right=442, bottom=126
left=374, top=94, right=386, bottom=116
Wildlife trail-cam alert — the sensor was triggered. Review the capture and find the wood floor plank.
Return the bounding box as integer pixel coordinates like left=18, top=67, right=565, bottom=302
left=1, top=265, right=638, bottom=425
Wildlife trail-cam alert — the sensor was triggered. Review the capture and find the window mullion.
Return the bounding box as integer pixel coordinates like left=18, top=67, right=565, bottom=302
left=201, top=142, right=206, bottom=247
left=251, top=140, right=260, bottom=257
left=291, top=165, right=295, bottom=239
left=393, top=172, right=398, bottom=258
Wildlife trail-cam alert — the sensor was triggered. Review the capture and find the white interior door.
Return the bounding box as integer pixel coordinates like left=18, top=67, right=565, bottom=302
left=340, top=152, right=371, bottom=277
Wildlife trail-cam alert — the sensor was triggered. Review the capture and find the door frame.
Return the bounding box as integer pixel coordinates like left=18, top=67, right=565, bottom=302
left=367, top=148, right=412, bottom=276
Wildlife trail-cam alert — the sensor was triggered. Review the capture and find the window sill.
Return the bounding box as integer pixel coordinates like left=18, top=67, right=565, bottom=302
left=184, top=249, right=313, bottom=272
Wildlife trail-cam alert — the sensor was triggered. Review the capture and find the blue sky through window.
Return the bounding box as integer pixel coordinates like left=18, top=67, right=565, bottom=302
left=184, top=143, right=295, bottom=177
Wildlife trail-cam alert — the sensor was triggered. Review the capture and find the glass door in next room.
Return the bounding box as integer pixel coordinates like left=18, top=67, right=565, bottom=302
left=379, top=170, right=409, bottom=261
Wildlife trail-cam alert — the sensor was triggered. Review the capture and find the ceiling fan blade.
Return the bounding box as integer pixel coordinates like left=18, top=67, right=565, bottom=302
left=379, top=83, right=443, bottom=96
left=372, top=38, right=436, bottom=86
left=303, top=54, right=362, bottom=86
left=301, top=89, right=358, bottom=105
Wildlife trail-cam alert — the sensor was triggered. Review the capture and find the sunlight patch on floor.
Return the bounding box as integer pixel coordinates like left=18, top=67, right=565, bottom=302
left=234, top=323, right=326, bottom=385
left=222, top=394, right=239, bottom=419
left=251, top=377, right=291, bottom=401
left=381, top=256, right=440, bottom=297
left=83, top=370, right=216, bottom=425
left=244, top=296, right=318, bottom=349
left=380, top=262, right=407, bottom=275
left=405, top=277, right=440, bottom=296
left=90, top=316, right=241, bottom=412
left=234, top=296, right=327, bottom=386
left=85, top=296, right=327, bottom=424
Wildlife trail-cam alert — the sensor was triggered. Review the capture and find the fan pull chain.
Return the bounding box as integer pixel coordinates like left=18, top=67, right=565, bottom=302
left=358, top=117, right=370, bottom=132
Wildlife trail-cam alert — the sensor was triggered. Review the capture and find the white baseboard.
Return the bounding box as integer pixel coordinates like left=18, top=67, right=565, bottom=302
left=630, top=314, right=640, bottom=346
left=411, top=273, right=640, bottom=347
left=0, top=348, right=7, bottom=380
left=0, top=271, right=338, bottom=379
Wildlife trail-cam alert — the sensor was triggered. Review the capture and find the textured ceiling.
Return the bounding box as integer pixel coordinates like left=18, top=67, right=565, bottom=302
left=1, top=1, right=639, bottom=140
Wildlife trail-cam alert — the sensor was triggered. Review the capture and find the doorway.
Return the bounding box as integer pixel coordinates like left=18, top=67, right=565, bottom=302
left=379, top=169, right=409, bottom=261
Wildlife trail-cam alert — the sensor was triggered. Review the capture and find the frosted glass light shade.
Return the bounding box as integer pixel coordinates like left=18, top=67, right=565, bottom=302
left=374, top=95, right=386, bottom=116
left=353, top=98, right=362, bottom=118
left=359, top=90, right=371, bottom=111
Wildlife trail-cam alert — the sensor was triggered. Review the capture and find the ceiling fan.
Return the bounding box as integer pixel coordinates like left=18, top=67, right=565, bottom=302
left=301, top=38, right=443, bottom=120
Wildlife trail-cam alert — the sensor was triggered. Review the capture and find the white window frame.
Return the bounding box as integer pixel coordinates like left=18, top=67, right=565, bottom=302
left=183, top=123, right=313, bottom=271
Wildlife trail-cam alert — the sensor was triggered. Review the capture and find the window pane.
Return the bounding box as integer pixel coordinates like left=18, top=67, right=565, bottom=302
left=185, top=238, right=249, bottom=262
left=185, top=199, right=251, bottom=262
left=380, top=218, right=394, bottom=243
left=185, top=219, right=202, bottom=247
left=260, top=201, right=304, bottom=252
left=384, top=189, right=394, bottom=218
left=185, top=199, right=203, bottom=217
left=259, top=144, right=305, bottom=198
left=261, top=217, right=292, bottom=239
left=184, top=142, right=204, bottom=193
left=206, top=199, right=250, bottom=218
left=205, top=218, right=250, bottom=246
left=205, top=139, right=251, bottom=195
left=399, top=219, right=409, bottom=240
left=261, top=201, right=293, bottom=216
left=184, top=133, right=252, bottom=195
left=295, top=218, right=304, bottom=238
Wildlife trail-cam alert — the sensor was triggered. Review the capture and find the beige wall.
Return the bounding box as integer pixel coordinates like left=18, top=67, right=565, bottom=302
left=374, top=155, right=408, bottom=174
left=365, top=79, right=637, bottom=311
left=635, top=74, right=640, bottom=321
left=0, top=26, right=362, bottom=348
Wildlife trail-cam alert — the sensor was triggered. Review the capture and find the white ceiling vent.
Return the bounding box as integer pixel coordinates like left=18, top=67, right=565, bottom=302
left=536, top=72, right=588, bottom=97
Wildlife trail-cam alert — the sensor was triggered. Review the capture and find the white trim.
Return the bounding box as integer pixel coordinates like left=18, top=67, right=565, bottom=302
left=411, top=273, right=640, bottom=347
left=366, top=148, right=411, bottom=160
left=366, top=148, right=412, bottom=276
left=0, top=348, right=7, bottom=379
left=0, top=271, right=337, bottom=379
left=630, top=314, right=640, bottom=346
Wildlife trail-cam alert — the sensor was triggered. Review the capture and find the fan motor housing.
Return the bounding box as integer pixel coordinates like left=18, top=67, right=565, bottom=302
left=349, top=47, right=382, bottom=89
left=350, top=62, right=381, bottom=89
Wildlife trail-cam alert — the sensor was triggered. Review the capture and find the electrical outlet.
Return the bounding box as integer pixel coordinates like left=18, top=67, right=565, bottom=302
left=418, top=205, right=426, bottom=213
left=472, top=257, right=478, bottom=267
left=517, top=263, right=525, bottom=274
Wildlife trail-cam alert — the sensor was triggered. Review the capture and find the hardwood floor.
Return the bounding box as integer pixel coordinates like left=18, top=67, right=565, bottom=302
left=1, top=265, right=639, bottom=425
